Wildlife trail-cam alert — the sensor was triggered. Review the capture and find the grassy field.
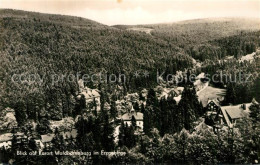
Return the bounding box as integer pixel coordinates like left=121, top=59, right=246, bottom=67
left=198, top=85, right=226, bottom=107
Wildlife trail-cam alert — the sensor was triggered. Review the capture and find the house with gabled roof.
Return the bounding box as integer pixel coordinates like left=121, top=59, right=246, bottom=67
left=77, top=79, right=101, bottom=111
left=220, top=103, right=252, bottom=128
left=208, top=99, right=254, bottom=128
left=41, top=133, right=55, bottom=149
left=206, top=98, right=258, bottom=128
left=206, top=99, right=221, bottom=116
left=121, top=106, right=143, bottom=131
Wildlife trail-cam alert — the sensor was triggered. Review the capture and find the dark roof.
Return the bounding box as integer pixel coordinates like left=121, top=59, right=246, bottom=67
left=41, top=134, right=55, bottom=143
left=207, top=99, right=220, bottom=107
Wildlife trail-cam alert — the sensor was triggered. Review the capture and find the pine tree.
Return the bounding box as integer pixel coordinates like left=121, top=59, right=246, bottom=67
left=249, top=102, right=260, bottom=125
left=36, top=118, right=51, bottom=135
left=133, top=102, right=140, bottom=112
left=75, top=115, right=88, bottom=150
left=131, top=115, right=137, bottom=128
left=143, top=107, right=153, bottom=135
left=146, top=88, right=157, bottom=107
left=127, top=125, right=136, bottom=148
left=101, top=111, right=114, bottom=151
left=167, top=96, right=179, bottom=133
left=28, top=138, right=38, bottom=151
left=74, top=94, right=86, bottom=117
left=52, top=128, right=64, bottom=151
left=160, top=97, right=168, bottom=136
left=141, top=103, right=145, bottom=114
left=119, top=123, right=136, bottom=148
left=118, top=120, right=125, bottom=147
left=93, top=117, right=102, bottom=151
left=11, top=132, right=18, bottom=156
left=224, top=83, right=237, bottom=105
left=252, top=76, right=260, bottom=103
left=178, top=86, right=198, bottom=130
left=110, top=101, right=117, bottom=119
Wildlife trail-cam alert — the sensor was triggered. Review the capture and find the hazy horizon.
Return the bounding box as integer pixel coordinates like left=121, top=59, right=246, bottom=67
left=0, top=0, right=259, bottom=25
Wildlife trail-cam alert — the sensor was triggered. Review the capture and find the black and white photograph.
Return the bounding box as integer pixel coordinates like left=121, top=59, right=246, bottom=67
left=0, top=0, right=260, bottom=164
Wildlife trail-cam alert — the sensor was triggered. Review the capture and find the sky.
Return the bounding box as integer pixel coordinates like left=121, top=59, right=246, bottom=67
left=0, top=0, right=259, bottom=25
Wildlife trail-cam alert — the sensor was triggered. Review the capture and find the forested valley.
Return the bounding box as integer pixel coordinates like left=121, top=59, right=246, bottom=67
left=0, top=9, right=260, bottom=164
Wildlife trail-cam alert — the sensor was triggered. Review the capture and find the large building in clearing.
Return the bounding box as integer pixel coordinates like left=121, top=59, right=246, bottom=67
left=77, top=79, right=101, bottom=111
left=121, top=106, right=143, bottom=131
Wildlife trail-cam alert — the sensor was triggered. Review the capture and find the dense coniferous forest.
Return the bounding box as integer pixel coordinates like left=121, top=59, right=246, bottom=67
left=114, top=18, right=260, bottom=60
left=0, top=9, right=193, bottom=121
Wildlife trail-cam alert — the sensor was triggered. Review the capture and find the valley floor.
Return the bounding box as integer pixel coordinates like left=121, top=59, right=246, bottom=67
left=198, top=85, right=226, bottom=107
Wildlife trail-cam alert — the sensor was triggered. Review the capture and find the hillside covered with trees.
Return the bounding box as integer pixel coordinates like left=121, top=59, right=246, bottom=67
left=114, top=18, right=260, bottom=61
left=0, top=9, right=260, bottom=165
left=0, top=9, right=193, bottom=121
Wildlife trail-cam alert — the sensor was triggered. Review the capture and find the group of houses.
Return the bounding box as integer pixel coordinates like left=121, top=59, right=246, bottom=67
left=0, top=132, right=28, bottom=149
left=77, top=79, right=101, bottom=111
left=154, top=85, right=184, bottom=103
left=0, top=129, right=78, bottom=150
left=118, top=85, right=186, bottom=133
left=3, top=77, right=254, bottom=150
left=205, top=98, right=258, bottom=128
left=40, top=129, right=77, bottom=149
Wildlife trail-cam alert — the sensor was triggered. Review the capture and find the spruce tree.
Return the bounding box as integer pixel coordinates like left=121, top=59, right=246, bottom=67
left=178, top=86, right=198, bottom=130
left=143, top=107, right=153, bottom=135
left=224, top=83, right=237, bottom=105
left=133, top=102, right=140, bottom=112
left=146, top=88, right=157, bottom=107
left=101, top=111, right=114, bottom=151
left=249, top=102, right=260, bottom=126
left=118, top=120, right=125, bottom=147
left=93, top=117, right=102, bottom=151
left=110, top=101, right=117, bottom=120
left=141, top=103, right=145, bottom=114
left=131, top=115, right=137, bottom=128
left=52, top=128, right=64, bottom=151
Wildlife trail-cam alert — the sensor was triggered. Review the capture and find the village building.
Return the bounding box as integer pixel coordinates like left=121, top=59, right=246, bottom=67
left=41, top=129, right=78, bottom=149
left=16, top=132, right=28, bottom=145
left=155, top=86, right=182, bottom=99
left=41, top=133, right=55, bottom=149
left=219, top=103, right=252, bottom=127
left=77, top=79, right=101, bottom=111
left=0, top=107, right=18, bottom=133
left=154, top=86, right=184, bottom=104
left=205, top=99, right=258, bottom=128
left=62, top=129, right=78, bottom=143
left=0, top=133, right=12, bottom=149
left=121, top=106, right=143, bottom=131
left=0, top=132, right=27, bottom=149
left=206, top=99, right=221, bottom=118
